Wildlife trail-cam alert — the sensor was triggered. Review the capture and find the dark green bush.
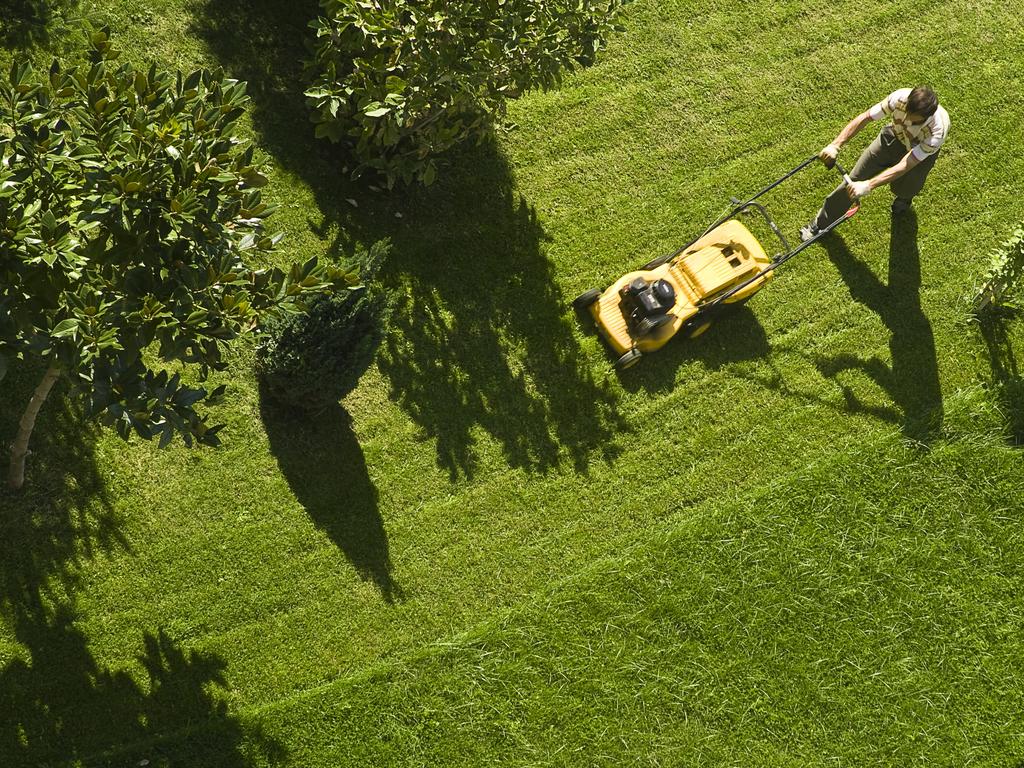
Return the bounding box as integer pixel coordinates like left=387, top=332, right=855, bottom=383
left=256, top=241, right=391, bottom=413
left=305, top=0, right=624, bottom=187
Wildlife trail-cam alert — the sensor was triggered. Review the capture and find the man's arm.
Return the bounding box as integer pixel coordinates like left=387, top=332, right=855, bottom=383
left=832, top=109, right=875, bottom=149
left=819, top=109, right=875, bottom=163
left=846, top=151, right=921, bottom=199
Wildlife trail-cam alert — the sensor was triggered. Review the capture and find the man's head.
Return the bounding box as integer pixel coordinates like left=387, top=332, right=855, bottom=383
left=907, top=86, right=938, bottom=125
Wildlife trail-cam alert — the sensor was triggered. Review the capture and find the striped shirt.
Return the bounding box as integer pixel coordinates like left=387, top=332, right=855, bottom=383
left=869, top=88, right=950, bottom=161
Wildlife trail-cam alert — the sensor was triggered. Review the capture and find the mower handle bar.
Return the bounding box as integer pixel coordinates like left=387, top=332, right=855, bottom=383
left=700, top=195, right=858, bottom=311
left=678, top=153, right=855, bottom=314
left=709, top=153, right=850, bottom=254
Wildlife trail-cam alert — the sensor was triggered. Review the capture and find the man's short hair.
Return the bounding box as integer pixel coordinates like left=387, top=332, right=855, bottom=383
left=908, top=86, right=938, bottom=118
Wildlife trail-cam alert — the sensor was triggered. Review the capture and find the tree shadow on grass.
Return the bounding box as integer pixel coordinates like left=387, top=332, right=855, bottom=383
left=0, top=372, right=124, bottom=616
left=0, top=0, right=78, bottom=49
left=189, top=0, right=319, bottom=145
left=259, top=384, right=402, bottom=603
left=378, top=156, right=627, bottom=480
left=814, top=213, right=944, bottom=443
left=189, top=0, right=370, bottom=237
left=0, top=600, right=284, bottom=766
left=1, top=377, right=279, bottom=765
left=194, top=0, right=626, bottom=481
left=976, top=307, right=1024, bottom=446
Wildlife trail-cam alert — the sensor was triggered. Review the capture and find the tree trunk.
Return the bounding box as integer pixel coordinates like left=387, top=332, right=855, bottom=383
left=7, top=362, right=62, bottom=491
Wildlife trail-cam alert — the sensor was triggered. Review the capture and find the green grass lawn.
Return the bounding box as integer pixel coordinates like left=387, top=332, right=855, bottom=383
left=2, top=0, right=1024, bottom=765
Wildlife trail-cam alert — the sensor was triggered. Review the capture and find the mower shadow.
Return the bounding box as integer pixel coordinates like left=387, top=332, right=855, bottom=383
left=814, top=213, right=944, bottom=443
left=976, top=307, right=1024, bottom=446
left=618, top=305, right=771, bottom=394
left=194, top=0, right=626, bottom=481
left=259, top=386, right=402, bottom=603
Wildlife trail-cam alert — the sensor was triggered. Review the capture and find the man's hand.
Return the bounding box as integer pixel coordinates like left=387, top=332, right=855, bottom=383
left=819, top=143, right=841, bottom=167
left=844, top=174, right=872, bottom=200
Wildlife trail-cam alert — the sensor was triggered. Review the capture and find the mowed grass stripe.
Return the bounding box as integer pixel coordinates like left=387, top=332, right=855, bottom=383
left=8, top=0, right=1024, bottom=684
left=519, top=0, right=1024, bottom=306
left=1, top=0, right=1023, bottom=758
left=68, top=349, right=901, bottom=707
left=91, top=426, right=1024, bottom=767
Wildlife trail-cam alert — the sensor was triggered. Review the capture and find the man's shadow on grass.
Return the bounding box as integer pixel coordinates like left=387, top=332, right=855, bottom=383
left=815, top=212, right=943, bottom=442
left=195, top=0, right=626, bottom=481
left=259, top=385, right=402, bottom=603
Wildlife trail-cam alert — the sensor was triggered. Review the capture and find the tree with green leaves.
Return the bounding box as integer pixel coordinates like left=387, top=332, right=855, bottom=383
left=0, top=28, right=356, bottom=490
left=305, top=0, right=624, bottom=187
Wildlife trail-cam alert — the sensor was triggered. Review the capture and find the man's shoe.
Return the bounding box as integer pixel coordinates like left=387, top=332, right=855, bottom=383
left=799, top=223, right=820, bottom=242
left=891, top=198, right=913, bottom=215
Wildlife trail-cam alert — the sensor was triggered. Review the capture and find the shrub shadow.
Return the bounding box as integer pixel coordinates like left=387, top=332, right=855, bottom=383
left=259, top=384, right=402, bottom=602
left=976, top=307, right=1024, bottom=446
left=195, top=0, right=626, bottom=481
left=814, top=213, right=944, bottom=442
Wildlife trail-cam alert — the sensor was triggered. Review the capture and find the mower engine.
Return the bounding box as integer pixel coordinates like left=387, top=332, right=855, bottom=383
left=620, top=277, right=676, bottom=334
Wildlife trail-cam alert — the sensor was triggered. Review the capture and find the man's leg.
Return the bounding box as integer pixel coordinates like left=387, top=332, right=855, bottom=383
left=890, top=151, right=939, bottom=213
left=812, top=130, right=894, bottom=231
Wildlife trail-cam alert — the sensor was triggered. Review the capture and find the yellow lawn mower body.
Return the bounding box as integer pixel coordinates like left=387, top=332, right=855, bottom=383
left=572, top=155, right=859, bottom=369
left=585, top=219, right=772, bottom=360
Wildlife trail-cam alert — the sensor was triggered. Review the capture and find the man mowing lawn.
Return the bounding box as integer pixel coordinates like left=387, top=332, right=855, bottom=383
left=801, top=85, right=949, bottom=241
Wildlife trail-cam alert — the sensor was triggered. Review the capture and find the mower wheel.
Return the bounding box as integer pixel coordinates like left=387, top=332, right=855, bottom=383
left=685, top=319, right=712, bottom=339
left=572, top=288, right=601, bottom=312
left=616, top=348, right=642, bottom=369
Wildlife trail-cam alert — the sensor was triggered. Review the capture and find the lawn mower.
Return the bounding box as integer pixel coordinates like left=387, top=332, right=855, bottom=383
left=573, top=154, right=859, bottom=369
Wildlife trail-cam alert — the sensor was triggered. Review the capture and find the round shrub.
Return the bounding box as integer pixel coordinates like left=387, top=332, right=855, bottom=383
left=256, top=241, right=391, bottom=413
